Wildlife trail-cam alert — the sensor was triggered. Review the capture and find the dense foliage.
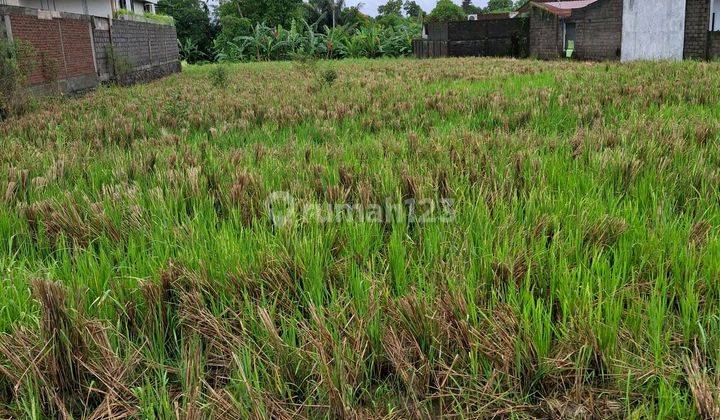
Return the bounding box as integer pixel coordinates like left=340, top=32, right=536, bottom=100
left=212, top=0, right=422, bottom=62
left=158, top=0, right=528, bottom=63
left=2, top=58, right=720, bottom=418
left=156, top=0, right=216, bottom=62
left=214, top=19, right=420, bottom=62
left=223, top=0, right=304, bottom=28
left=157, top=0, right=437, bottom=62
left=426, top=0, right=466, bottom=22
left=115, top=8, right=176, bottom=25
left=486, top=0, right=518, bottom=12
left=0, top=40, right=35, bottom=120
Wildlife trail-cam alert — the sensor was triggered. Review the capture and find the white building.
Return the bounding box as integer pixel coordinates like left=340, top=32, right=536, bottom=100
left=712, top=0, right=720, bottom=31
left=0, top=0, right=157, bottom=18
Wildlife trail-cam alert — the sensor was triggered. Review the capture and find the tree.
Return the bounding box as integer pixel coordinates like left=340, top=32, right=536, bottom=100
left=213, top=12, right=253, bottom=58
left=341, top=6, right=371, bottom=28
left=303, top=0, right=369, bottom=29
left=219, top=0, right=303, bottom=28
left=157, top=0, right=216, bottom=62
left=377, top=0, right=403, bottom=17
left=426, top=0, right=466, bottom=22
left=330, top=0, right=345, bottom=27
left=485, top=0, right=514, bottom=12
left=461, top=0, right=481, bottom=14
left=403, top=0, right=424, bottom=18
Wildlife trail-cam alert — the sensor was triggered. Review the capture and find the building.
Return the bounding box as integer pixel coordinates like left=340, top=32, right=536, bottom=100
left=525, top=0, right=622, bottom=60
left=0, top=0, right=156, bottom=18
left=524, top=0, right=719, bottom=61
left=414, top=0, right=720, bottom=61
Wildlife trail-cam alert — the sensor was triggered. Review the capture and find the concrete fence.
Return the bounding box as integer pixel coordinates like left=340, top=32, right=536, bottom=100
left=414, top=19, right=529, bottom=59
left=93, top=17, right=179, bottom=84
left=0, top=5, right=180, bottom=93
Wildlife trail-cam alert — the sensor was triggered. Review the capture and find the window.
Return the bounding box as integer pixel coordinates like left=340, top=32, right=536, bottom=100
left=118, top=0, right=127, bottom=9
left=143, top=2, right=152, bottom=12
left=712, top=0, right=720, bottom=31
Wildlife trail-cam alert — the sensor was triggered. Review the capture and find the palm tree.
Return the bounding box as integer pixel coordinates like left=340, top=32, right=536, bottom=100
left=330, top=0, right=345, bottom=28
left=307, top=0, right=346, bottom=28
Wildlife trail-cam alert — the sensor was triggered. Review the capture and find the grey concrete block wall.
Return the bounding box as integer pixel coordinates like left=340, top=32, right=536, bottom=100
left=92, top=17, right=180, bottom=84
left=93, top=22, right=112, bottom=81
left=529, top=8, right=562, bottom=59
left=570, top=0, right=623, bottom=61
left=684, top=0, right=710, bottom=59
left=416, top=19, right=529, bottom=58
left=710, top=32, right=720, bottom=58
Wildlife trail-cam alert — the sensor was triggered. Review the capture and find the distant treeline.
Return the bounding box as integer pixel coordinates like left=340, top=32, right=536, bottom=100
left=156, top=0, right=525, bottom=62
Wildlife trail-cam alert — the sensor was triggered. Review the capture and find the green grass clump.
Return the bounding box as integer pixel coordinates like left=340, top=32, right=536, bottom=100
left=1, top=57, right=720, bottom=417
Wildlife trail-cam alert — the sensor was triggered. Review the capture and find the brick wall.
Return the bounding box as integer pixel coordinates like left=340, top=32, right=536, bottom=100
left=7, top=13, right=96, bottom=86
left=569, top=0, right=623, bottom=61
left=529, top=0, right=622, bottom=61
left=92, top=20, right=111, bottom=80
left=0, top=5, right=179, bottom=93
left=93, top=18, right=180, bottom=82
left=529, top=8, right=561, bottom=59
left=684, top=0, right=710, bottom=59
left=710, top=31, right=720, bottom=58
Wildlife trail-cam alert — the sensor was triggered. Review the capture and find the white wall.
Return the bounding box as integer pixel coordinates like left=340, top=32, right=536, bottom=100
left=18, top=0, right=111, bottom=16
left=87, top=0, right=112, bottom=17
left=712, top=0, right=720, bottom=31
left=50, top=0, right=85, bottom=14
left=622, top=0, right=687, bottom=61
left=18, top=0, right=48, bottom=9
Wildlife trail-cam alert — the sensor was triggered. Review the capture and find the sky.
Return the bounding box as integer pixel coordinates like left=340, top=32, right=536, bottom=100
left=346, top=0, right=490, bottom=17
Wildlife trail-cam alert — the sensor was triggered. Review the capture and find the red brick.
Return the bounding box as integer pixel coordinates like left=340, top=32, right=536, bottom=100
left=9, top=14, right=95, bottom=86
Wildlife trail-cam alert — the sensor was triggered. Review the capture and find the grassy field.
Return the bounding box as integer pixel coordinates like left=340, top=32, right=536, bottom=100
left=2, top=57, right=720, bottom=418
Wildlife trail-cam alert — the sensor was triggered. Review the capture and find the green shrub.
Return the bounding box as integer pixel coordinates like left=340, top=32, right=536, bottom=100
left=115, top=9, right=175, bottom=25
left=213, top=18, right=420, bottom=62
left=320, top=68, right=337, bottom=85
left=208, top=64, right=228, bottom=87
left=426, top=0, right=466, bottom=22
left=105, top=45, right=134, bottom=84
left=0, top=39, right=36, bottom=120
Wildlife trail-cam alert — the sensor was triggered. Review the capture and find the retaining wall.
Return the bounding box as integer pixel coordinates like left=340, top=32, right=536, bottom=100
left=1, top=6, right=98, bottom=92
left=0, top=5, right=179, bottom=93
left=93, top=17, right=180, bottom=83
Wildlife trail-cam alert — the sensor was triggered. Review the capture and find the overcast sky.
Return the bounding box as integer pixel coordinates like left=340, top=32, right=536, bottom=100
left=348, top=0, right=489, bottom=16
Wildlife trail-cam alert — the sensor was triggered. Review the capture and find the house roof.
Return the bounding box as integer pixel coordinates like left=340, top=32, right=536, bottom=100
left=518, top=0, right=601, bottom=17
